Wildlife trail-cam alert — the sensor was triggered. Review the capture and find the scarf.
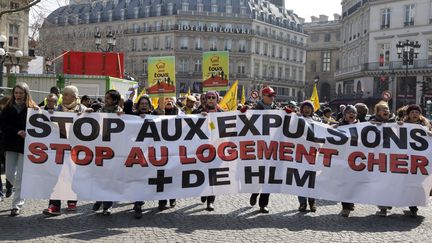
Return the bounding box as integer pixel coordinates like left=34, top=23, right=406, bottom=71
left=61, top=100, right=80, bottom=112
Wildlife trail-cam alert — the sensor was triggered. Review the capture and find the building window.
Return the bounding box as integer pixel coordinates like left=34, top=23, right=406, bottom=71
left=263, top=43, right=268, bottom=55
left=142, top=38, right=148, bottom=50
left=254, top=62, right=260, bottom=76
left=155, top=22, right=161, bottom=31
left=285, top=67, right=290, bottom=79
left=286, top=48, right=290, bottom=60
left=278, top=66, right=282, bottom=79
left=209, top=38, right=217, bottom=51
left=153, top=37, right=159, bottom=49
left=381, top=8, right=391, bottom=29
left=271, top=45, right=275, bottom=57
left=10, top=1, right=19, bottom=9
left=279, top=46, right=283, bottom=58
left=211, top=5, right=218, bottom=13
left=197, top=4, right=204, bottom=12
left=263, top=64, right=268, bottom=77
left=224, top=39, right=232, bottom=51
left=239, top=40, right=246, bottom=52
left=428, top=40, right=432, bottom=64
left=311, top=34, right=319, bottom=42
left=142, top=59, right=148, bottom=74
left=405, top=4, right=415, bottom=26
left=181, top=1, right=189, bottom=11
left=226, top=6, right=232, bottom=14
left=321, top=51, right=331, bottom=72
left=293, top=49, right=297, bottom=61
left=299, top=68, right=304, bottom=81
left=143, top=23, right=149, bottom=32
left=156, top=4, right=161, bottom=16
left=165, top=36, right=172, bottom=49
left=180, top=37, right=188, bottom=49
left=310, top=61, right=317, bottom=73
left=180, top=59, right=189, bottom=72
left=379, top=43, right=390, bottom=67
left=133, top=23, right=139, bottom=33
left=131, top=38, right=137, bottom=51
left=8, top=24, right=19, bottom=47
left=195, top=37, right=202, bottom=50
left=194, top=59, right=202, bottom=72
left=292, top=67, right=297, bottom=80
left=237, top=62, right=245, bottom=74
left=255, top=41, right=260, bottom=54
left=324, top=33, right=331, bottom=42
left=299, top=51, right=304, bottom=62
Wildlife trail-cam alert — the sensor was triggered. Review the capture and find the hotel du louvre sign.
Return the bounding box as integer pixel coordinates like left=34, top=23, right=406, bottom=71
left=177, top=24, right=251, bottom=34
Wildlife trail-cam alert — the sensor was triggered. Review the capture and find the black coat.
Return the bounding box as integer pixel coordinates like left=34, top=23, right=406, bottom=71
left=0, top=105, right=27, bottom=153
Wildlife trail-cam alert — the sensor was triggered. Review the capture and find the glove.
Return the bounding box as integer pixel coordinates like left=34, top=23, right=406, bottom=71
left=240, top=106, right=248, bottom=113
left=284, top=107, right=293, bottom=114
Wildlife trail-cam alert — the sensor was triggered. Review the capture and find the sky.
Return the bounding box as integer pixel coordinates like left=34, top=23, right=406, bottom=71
left=31, top=0, right=342, bottom=25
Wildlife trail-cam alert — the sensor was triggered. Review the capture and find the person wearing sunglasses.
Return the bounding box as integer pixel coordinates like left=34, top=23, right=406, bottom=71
left=200, top=91, right=224, bottom=211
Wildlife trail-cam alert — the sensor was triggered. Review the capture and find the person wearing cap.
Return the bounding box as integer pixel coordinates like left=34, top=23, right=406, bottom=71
left=298, top=100, right=321, bottom=213
left=182, top=95, right=197, bottom=114
left=200, top=91, right=224, bottom=211
left=248, top=86, right=277, bottom=214
left=333, top=105, right=358, bottom=217
left=322, top=107, right=336, bottom=125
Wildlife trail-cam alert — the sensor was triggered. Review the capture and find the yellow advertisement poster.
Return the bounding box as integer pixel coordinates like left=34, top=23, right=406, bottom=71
left=202, top=51, right=229, bottom=92
left=147, top=56, right=176, bottom=97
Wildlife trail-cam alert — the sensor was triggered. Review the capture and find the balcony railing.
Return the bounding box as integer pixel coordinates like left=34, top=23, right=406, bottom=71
left=336, top=59, right=432, bottom=76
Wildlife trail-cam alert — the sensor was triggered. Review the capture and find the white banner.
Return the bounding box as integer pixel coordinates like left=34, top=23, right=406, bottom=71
left=22, top=110, right=432, bottom=207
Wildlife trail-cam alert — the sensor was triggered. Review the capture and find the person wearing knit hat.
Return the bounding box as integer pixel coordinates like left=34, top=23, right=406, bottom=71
left=354, top=103, right=369, bottom=122
left=406, top=104, right=422, bottom=115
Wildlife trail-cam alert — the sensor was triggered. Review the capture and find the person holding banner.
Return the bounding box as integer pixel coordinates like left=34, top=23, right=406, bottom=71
left=298, top=100, right=321, bottom=213
left=248, top=86, right=278, bottom=214
left=153, top=97, right=179, bottom=211
left=92, top=90, right=123, bottom=215
left=200, top=91, right=224, bottom=211
left=0, top=82, right=38, bottom=216
left=334, top=105, right=359, bottom=217
left=42, top=85, right=92, bottom=216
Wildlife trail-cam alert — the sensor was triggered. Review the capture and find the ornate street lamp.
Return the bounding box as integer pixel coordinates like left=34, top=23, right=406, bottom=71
left=94, top=31, right=116, bottom=52
left=396, top=40, right=420, bottom=105
left=0, top=34, right=24, bottom=86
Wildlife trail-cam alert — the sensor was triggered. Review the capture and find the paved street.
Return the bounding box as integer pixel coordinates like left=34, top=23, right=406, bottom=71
left=1, top=192, right=431, bottom=242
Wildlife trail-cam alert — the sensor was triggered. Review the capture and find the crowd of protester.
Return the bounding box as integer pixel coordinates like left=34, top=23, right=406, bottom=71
left=0, top=82, right=431, bottom=219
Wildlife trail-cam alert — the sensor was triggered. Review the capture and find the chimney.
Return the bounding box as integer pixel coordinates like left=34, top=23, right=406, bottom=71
left=334, top=13, right=341, bottom=21
left=319, top=15, right=329, bottom=22
left=298, top=17, right=305, bottom=24
left=311, top=16, right=319, bottom=22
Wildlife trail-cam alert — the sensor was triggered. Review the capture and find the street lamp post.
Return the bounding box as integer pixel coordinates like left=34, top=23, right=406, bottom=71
left=0, top=34, right=24, bottom=87
left=94, top=31, right=116, bottom=52
left=396, top=40, right=420, bottom=106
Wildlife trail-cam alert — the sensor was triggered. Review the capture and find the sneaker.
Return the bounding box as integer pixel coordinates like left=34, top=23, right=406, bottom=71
left=10, top=208, right=19, bottom=217
left=249, top=194, right=258, bottom=206
left=5, top=188, right=12, bottom=198
left=259, top=207, right=269, bottom=214
left=169, top=200, right=176, bottom=207
left=102, top=208, right=111, bottom=215
left=43, top=205, right=61, bottom=216
left=200, top=197, right=207, bottom=203
left=92, top=202, right=101, bottom=212
left=206, top=202, right=214, bottom=211
left=298, top=204, right=307, bottom=212
left=409, top=208, right=418, bottom=218
left=376, top=209, right=387, bottom=217
left=67, top=202, right=77, bottom=211
left=309, top=202, right=317, bottom=213
left=133, top=206, right=142, bottom=219
left=340, top=209, right=351, bottom=217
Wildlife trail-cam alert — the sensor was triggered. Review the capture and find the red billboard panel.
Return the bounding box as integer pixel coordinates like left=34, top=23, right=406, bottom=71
left=63, top=51, right=124, bottom=78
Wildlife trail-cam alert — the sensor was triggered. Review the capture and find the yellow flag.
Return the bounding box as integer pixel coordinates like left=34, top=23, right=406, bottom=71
left=219, top=80, right=238, bottom=111
left=151, top=97, right=159, bottom=110
left=134, top=88, right=146, bottom=104
left=310, top=83, right=320, bottom=112
left=241, top=85, right=246, bottom=105
left=187, top=87, right=191, bottom=97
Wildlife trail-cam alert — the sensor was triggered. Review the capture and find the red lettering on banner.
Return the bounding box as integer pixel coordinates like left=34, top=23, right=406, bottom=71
left=148, top=146, right=168, bottom=166
left=239, top=141, right=256, bottom=160
left=279, top=142, right=294, bottom=161
left=410, top=155, right=429, bottom=175
left=50, top=143, right=72, bottom=164
left=196, top=144, right=216, bottom=163
left=367, top=153, right=387, bottom=172
left=389, top=154, right=409, bottom=174
left=179, top=146, right=196, bottom=164
left=348, top=152, right=366, bottom=171
left=218, top=142, right=238, bottom=161
left=257, top=140, right=278, bottom=160
left=125, top=147, right=148, bottom=167
left=71, top=145, right=94, bottom=166
left=28, top=142, right=48, bottom=163
left=295, top=144, right=317, bottom=165
left=318, top=148, right=338, bottom=167
left=95, top=147, right=114, bottom=166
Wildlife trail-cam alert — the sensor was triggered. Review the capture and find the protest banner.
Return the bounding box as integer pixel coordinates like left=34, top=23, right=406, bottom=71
left=147, top=56, right=176, bottom=97
left=202, top=51, right=229, bottom=92
left=22, top=109, right=432, bottom=207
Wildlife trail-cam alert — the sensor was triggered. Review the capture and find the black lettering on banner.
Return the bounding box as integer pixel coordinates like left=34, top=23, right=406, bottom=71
left=244, top=166, right=265, bottom=184
left=262, top=114, right=282, bottom=135
left=286, top=168, right=316, bottom=189
left=283, top=116, right=305, bottom=138
left=327, top=128, right=348, bottom=145
left=383, top=127, right=407, bottom=149
left=238, top=114, right=261, bottom=136
left=209, top=168, right=230, bottom=186
left=410, top=129, right=428, bottom=151
left=102, top=118, right=125, bottom=142
left=268, top=166, right=283, bottom=184
left=50, top=117, right=73, bottom=139
left=73, top=117, right=100, bottom=141
left=161, top=118, right=181, bottom=141
left=184, top=118, right=208, bottom=140
left=136, top=120, right=161, bottom=141
left=182, top=170, right=205, bottom=188
left=148, top=170, right=172, bottom=192
left=348, top=127, right=358, bottom=146
left=27, top=114, right=51, bottom=137
left=361, top=126, right=381, bottom=148
left=217, top=115, right=237, bottom=138
left=306, top=123, right=325, bottom=143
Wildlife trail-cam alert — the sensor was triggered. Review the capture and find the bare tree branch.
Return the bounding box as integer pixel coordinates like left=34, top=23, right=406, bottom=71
left=0, top=0, right=42, bottom=19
